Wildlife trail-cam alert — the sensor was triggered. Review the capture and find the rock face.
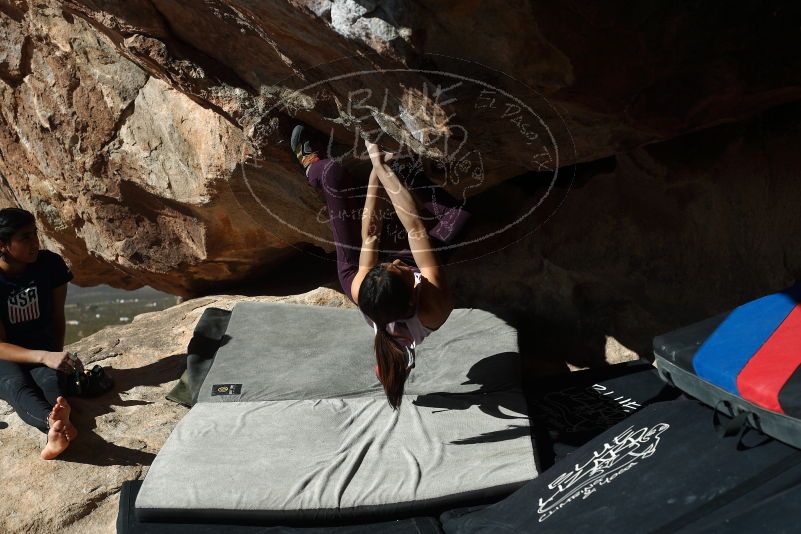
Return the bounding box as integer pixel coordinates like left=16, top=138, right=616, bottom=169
left=0, top=287, right=354, bottom=534
left=448, top=101, right=801, bottom=371
left=0, top=0, right=321, bottom=295
left=1, top=0, right=801, bottom=296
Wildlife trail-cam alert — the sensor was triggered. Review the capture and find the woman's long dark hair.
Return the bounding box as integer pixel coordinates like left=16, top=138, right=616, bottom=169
left=0, top=208, right=35, bottom=246
left=358, top=263, right=414, bottom=410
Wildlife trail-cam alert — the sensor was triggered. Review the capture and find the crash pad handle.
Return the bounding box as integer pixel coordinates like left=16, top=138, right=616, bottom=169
left=712, top=400, right=750, bottom=441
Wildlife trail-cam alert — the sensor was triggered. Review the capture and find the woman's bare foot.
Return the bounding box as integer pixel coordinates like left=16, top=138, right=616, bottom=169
left=41, top=420, right=70, bottom=460
left=41, top=397, right=77, bottom=459
left=44, top=397, right=77, bottom=449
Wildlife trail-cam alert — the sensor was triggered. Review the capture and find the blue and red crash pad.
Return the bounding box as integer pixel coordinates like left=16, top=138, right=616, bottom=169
left=654, top=284, right=801, bottom=447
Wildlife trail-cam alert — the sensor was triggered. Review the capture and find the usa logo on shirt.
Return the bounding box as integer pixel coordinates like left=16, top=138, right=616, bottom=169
left=8, top=285, right=40, bottom=324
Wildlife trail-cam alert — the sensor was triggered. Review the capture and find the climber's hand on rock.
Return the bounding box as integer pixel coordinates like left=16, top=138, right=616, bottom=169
left=364, top=139, right=382, bottom=162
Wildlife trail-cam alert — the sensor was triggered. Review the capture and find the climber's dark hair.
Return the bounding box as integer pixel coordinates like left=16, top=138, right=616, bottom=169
left=0, top=208, right=35, bottom=244
left=358, top=262, right=415, bottom=410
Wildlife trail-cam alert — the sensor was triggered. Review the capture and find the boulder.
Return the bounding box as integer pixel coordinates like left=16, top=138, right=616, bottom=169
left=1, top=0, right=801, bottom=296
left=0, top=1, right=327, bottom=295
left=445, top=100, right=801, bottom=370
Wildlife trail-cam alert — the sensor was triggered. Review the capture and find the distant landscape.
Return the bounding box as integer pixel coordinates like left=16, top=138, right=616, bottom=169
left=64, top=284, right=180, bottom=345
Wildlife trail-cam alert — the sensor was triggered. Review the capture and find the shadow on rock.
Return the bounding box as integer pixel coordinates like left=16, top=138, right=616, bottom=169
left=65, top=353, right=187, bottom=467
left=58, top=429, right=156, bottom=466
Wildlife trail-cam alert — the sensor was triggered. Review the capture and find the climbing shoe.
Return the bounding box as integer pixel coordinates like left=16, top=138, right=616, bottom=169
left=290, top=124, right=321, bottom=172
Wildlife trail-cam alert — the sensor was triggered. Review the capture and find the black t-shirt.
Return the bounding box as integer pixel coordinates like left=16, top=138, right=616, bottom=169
left=0, top=250, right=73, bottom=351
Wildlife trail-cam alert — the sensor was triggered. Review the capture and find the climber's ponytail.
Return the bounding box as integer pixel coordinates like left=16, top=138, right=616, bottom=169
left=358, top=263, right=415, bottom=410
left=374, top=326, right=409, bottom=409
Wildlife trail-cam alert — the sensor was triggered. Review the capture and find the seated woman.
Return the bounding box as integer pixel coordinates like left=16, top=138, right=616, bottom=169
left=0, top=208, right=80, bottom=459
left=293, top=125, right=467, bottom=409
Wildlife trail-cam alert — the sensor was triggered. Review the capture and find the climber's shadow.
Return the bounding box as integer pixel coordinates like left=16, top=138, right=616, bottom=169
left=413, top=352, right=532, bottom=446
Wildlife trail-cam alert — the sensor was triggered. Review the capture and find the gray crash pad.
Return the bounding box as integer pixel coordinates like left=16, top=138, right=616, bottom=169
left=136, top=394, right=536, bottom=522
left=196, top=302, right=520, bottom=403
left=138, top=303, right=533, bottom=523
